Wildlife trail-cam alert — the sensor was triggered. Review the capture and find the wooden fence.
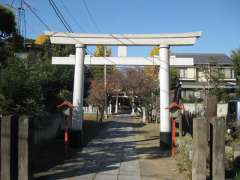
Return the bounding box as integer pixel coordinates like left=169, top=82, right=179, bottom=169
left=192, top=117, right=225, bottom=180
left=0, top=115, right=32, bottom=180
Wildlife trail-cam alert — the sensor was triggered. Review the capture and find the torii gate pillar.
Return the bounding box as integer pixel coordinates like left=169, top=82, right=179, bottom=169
left=70, top=44, right=85, bottom=147
left=159, top=45, right=171, bottom=150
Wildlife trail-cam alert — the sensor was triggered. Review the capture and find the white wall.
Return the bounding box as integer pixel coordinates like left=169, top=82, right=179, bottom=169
left=183, top=103, right=228, bottom=117
left=83, top=105, right=112, bottom=114
left=83, top=105, right=98, bottom=113
left=183, top=103, right=204, bottom=114
left=217, top=103, right=228, bottom=117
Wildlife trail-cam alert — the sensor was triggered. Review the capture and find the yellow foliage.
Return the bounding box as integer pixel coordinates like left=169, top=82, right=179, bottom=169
left=150, top=47, right=159, bottom=57
left=144, top=47, right=160, bottom=80
left=144, top=66, right=158, bottom=80
left=34, top=35, right=48, bottom=45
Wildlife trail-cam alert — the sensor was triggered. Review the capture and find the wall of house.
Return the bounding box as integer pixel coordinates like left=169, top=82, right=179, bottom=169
left=180, top=67, right=235, bottom=82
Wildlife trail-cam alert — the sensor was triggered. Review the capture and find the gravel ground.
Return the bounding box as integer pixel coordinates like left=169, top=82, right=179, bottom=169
left=134, top=119, right=188, bottom=180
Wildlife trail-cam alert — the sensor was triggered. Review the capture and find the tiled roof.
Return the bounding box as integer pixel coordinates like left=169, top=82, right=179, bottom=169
left=172, top=53, right=232, bottom=65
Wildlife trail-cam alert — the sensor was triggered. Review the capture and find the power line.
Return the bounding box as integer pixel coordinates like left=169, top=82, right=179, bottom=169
left=10, top=0, right=15, bottom=7
left=23, top=0, right=51, bottom=31
left=79, top=1, right=128, bottom=45
left=59, top=0, right=86, bottom=32
left=23, top=6, right=26, bottom=38
left=78, top=1, right=129, bottom=64
left=80, top=0, right=132, bottom=47
left=82, top=0, right=101, bottom=32
left=72, top=1, right=111, bottom=115
left=48, top=0, right=73, bottom=32
left=51, top=31, right=118, bottom=66
left=45, top=2, right=153, bottom=68
left=48, top=0, right=73, bottom=33
left=80, top=0, right=153, bottom=62
left=5, top=3, right=18, bottom=10
left=15, top=0, right=26, bottom=38
left=22, top=1, right=120, bottom=68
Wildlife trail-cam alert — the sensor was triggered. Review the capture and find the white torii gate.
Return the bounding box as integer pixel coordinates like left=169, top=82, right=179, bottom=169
left=46, top=31, right=201, bottom=150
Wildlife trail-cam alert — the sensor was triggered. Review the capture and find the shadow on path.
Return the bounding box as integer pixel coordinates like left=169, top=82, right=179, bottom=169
left=34, top=116, right=168, bottom=180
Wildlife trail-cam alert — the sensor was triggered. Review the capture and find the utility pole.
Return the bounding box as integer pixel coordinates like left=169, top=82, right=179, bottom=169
left=104, top=47, right=107, bottom=119
left=17, top=0, right=26, bottom=39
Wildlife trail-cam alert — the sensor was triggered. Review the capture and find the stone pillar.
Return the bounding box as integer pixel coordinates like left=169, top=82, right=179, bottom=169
left=212, top=117, right=225, bottom=180
left=159, top=45, right=171, bottom=150
left=179, top=116, right=183, bottom=137
left=71, top=43, right=85, bottom=147
left=89, top=105, right=93, bottom=113
left=115, top=96, right=118, bottom=114
left=131, top=97, right=135, bottom=115
left=205, top=95, right=217, bottom=118
left=192, top=117, right=208, bottom=180
left=142, top=107, right=146, bottom=123
left=18, top=115, right=29, bottom=180
left=109, top=103, right=112, bottom=114
left=1, top=116, right=11, bottom=180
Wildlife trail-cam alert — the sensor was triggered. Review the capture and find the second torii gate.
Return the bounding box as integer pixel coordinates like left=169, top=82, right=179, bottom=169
left=46, top=31, right=201, bottom=151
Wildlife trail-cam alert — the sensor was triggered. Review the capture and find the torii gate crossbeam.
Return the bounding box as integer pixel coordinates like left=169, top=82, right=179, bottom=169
left=46, top=31, right=201, bottom=152
left=52, top=55, right=194, bottom=66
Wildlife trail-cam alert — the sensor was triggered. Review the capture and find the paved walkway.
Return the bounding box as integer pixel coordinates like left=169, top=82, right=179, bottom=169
left=34, top=115, right=186, bottom=180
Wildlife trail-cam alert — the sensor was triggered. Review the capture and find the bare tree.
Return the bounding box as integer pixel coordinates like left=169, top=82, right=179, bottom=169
left=122, top=68, right=158, bottom=119
left=87, top=80, right=106, bottom=122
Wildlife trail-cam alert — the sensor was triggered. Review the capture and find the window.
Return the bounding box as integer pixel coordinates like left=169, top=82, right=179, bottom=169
left=179, top=68, right=196, bottom=79
left=179, top=68, right=187, bottom=78
left=225, top=68, right=231, bottom=79
left=198, top=70, right=207, bottom=82
left=221, top=68, right=235, bottom=79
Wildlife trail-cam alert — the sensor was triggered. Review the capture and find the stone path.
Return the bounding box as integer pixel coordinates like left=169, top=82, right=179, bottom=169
left=34, top=115, right=186, bottom=180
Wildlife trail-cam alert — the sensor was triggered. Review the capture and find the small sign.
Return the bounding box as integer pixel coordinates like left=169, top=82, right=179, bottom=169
left=170, top=109, right=179, bottom=118
left=63, top=108, right=71, bottom=116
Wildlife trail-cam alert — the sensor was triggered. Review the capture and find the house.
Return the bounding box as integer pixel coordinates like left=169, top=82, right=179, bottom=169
left=172, top=53, right=236, bottom=101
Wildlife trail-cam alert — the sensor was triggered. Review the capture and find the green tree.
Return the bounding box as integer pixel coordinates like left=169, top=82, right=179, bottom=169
left=27, top=40, right=76, bottom=112
left=0, top=5, right=16, bottom=38
left=0, top=5, right=24, bottom=67
left=0, top=37, right=91, bottom=115
left=0, top=9, right=93, bottom=128
left=0, top=56, right=43, bottom=115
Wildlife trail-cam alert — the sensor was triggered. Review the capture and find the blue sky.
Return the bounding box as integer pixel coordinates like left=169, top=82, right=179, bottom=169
left=1, top=0, right=240, bottom=56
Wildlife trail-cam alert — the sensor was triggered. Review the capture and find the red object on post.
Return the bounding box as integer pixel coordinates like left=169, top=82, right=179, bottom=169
left=57, top=100, right=73, bottom=157
left=172, top=117, right=176, bottom=154
left=57, top=100, right=74, bottom=109
left=167, top=102, right=183, bottom=155
left=64, top=131, right=68, bottom=143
